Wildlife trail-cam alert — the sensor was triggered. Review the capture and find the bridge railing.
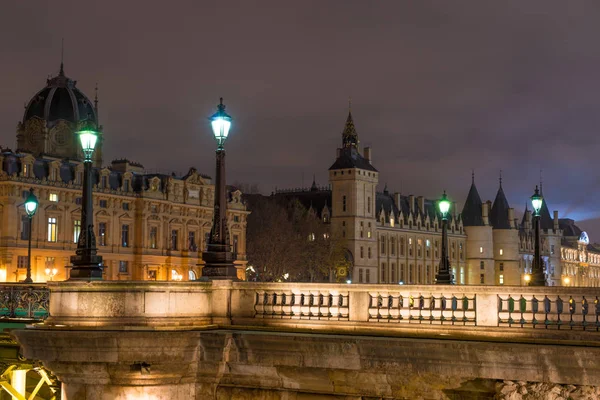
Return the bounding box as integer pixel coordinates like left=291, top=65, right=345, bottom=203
left=0, top=284, right=49, bottom=320
left=34, top=281, right=600, bottom=333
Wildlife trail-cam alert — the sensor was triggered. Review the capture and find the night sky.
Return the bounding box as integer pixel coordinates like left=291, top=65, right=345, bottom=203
left=1, top=2, right=600, bottom=238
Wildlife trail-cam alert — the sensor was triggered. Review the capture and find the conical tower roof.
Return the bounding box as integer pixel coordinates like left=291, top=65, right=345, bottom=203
left=489, top=179, right=511, bottom=229
left=539, top=184, right=554, bottom=230
left=461, top=175, right=484, bottom=226
left=342, top=111, right=358, bottom=148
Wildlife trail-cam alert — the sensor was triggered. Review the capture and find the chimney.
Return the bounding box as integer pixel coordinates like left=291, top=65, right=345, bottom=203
left=364, top=147, right=371, bottom=164
left=409, top=195, right=415, bottom=214
left=336, top=148, right=341, bottom=158
left=394, top=192, right=401, bottom=209
left=482, top=202, right=489, bottom=226
left=508, top=208, right=515, bottom=229
left=418, top=196, right=424, bottom=213
left=553, top=210, right=559, bottom=232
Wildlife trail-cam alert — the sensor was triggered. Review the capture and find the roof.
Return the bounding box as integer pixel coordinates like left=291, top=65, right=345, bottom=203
left=558, top=218, right=582, bottom=238
left=538, top=187, right=554, bottom=230
left=342, top=111, right=358, bottom=148
left=329, top=147, right=377, bottom=172
left=489, top=184, right=511, bottom=229
left=270, top=188, right=332, bottom=218
left=461, top=180, right=484, bottom=226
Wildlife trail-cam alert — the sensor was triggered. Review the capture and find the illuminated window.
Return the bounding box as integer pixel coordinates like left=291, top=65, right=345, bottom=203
left=73, top=220, right=81, bottom=243
left=390, top=217, right=394, bottom=227
left=367, top=223, right=371, bottom=238
left=409, top=238, right=412, bottom=245
left=49, top=193, right=58, bottom=202
left=479, top=246, right=483, bottom=254
left=499, top=274, right=504, bottom=285
left=149, top=226, right=158, bottom=249
left=23, top=164, right=29, bottom=177
left=499, top=249, right=503, bottom=256
left=17, top=256, right=28, bottom=269
left=47, top=217, right=57, bottom=242
left=308, top=233, right=315, bottom=241
left=98, top=223, right=107, bottom=246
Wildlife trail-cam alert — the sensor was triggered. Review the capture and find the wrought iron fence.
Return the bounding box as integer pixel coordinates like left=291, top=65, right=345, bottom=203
left=0, top=284, right=49, bottom=320
left=498, top=294, right=600, bottom=331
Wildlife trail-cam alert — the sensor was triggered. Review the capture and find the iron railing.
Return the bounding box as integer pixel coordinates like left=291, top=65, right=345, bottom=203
left=0, top=284, right=49, bottom=320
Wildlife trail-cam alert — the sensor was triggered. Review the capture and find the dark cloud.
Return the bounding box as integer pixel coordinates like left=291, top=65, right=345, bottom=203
left=1, top=1, right=600, bottom=238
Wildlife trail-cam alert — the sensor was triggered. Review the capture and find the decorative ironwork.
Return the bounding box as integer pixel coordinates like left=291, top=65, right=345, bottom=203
left=498, top=294, right=600, bottom=330
left=254, top=290, right=349, bottom=320
left=0, top=284, right=49, bottom=320
left=368, top=292, right=476, bottom=325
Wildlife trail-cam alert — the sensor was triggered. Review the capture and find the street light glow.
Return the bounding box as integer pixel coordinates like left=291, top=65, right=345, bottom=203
left=531, top=186, right=543, bottom=216
left=438, top=191, right=451, bottom=219
left=210, top=98, right=232, bottom=148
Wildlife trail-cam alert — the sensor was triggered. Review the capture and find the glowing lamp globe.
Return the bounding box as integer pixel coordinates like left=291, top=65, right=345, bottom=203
left=210, top=98, right=232, bottom=148
left=24, top=189, right=38, bottom=217
left=531, top=186, right=543, bottom=215
left=438, top=191, right=451, bottom=219
left=76, top=119, right=99, bottom=161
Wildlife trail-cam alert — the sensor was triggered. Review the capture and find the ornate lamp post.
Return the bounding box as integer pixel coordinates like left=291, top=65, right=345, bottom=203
left=22, top=189, right=38, bottom=283
left=69, top=120, right=103, bottom=280
left=529, top=185, right=546, bottom=286
left=201, top=98, right=238, bottom=280
left=435, top=191, right=453, bottom=284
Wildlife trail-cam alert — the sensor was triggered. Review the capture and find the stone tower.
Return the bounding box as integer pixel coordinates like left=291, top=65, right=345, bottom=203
left=489, top=178, right=520, bottom=285
left=461, top=174, right=494, bottom=284
left=328, top=110, right=378, bottom=283
left=16, top=63, right=103, bottom=166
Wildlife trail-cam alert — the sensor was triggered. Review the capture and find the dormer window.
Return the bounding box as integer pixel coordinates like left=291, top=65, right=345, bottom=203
left=49, top=193, right=58, bottom=202
left=23, top=164, right=29, bottom=177
left=101, top=175, right=108, bottom=189
left=124, top=179, right=130, bottom=192
left=50, top=168, right=57, bottom=181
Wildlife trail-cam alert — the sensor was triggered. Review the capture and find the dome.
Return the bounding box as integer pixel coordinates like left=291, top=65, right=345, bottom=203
left=23, top=64, right=97, bottom=125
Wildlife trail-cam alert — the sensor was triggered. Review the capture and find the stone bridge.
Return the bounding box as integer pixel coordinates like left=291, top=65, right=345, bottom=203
left=10, top=282, right=600, bottom=399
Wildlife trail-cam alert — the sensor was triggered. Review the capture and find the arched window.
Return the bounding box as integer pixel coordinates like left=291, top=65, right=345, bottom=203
left=189, top=270, right=197, bottom=281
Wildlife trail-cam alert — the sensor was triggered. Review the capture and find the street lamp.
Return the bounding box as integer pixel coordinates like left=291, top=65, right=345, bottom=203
left=200, top=98, right=238, bottom=280
left=69, top=119, right=103, bottom=280
left=436, top=191, right=453, bottom=284
left=22, top=189, right=38, bottom=283
left=45, top=267, right=58, bottom=281
left=529, top=185, right=546, bottom=286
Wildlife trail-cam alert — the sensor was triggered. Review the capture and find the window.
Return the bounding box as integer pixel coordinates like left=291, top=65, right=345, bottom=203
left=400, top=238, right=405, bottom=255
left=22, top=190, right=29, bottom=199
left=366, top=269, right=370, bottom=283
left=149, top=226, right=158, bottom=249
left=75, top=197, right=82, bottom=205
left=121, top=224, right=129, bottom=247
left=499, top=262, right=504, bottom=272
left=232, top=234, right=238, bottom=255
left=479, top=246, right=483, bottom=254
left=151, top=204, right=158, bottom=213
left=359, top=269, right=364, bottom=283
left=49, top=193, right=58, bottom=202
left=47, top=217, right=57, bottom=242
left=123, top=202, right=130, bottom=211
left=20, top=215, right=30, bottom=240
left=551, top=245, right=555, bottom=255
left=73, top=220, right=81, bottom=243
left=17, top=256, right=28, bottom=269
left=50, top=168, right=56, bottom=181
left=368, top=247, right=372, bottom=258
left=390, top=217, right=394, bottom=227
left=367, top=197, right=371, bottom=214
left=171, top=229, right=178, bottom=250
left=233, top=215, right=240, bottom=222
left=342, top=196, right=347, bottom=212
left=45, top=257, right=55, bottom=269
left=391, top=238, right=395, bottom=255
left=189, top=231, right=197, bottom=251
left=381, top=263, right=386, bottom=283
left=308, top=233, right=315, bottom=241
left=124, top=180, right=130, bottom=192
left=499, top=274, right=504, bottom=285
left=23, top=164, right=29, bottom=177
left=381, top=237, right=385, bottom=253
left=480, top=261, right=484, bottom=270
left=189, top=270, right=197, bottom=281
left=499, top=249, right=503, bottom=256
left=360, top=247, right=364, bottom=258
left=119, top=261, right=128, bottom=273
left=367, top=223, right=371, bottom=238
left=418, top=239, right=422, bottom=257
left=148, top=270, right=157, bottom=280
left=101, top=175, right=108, bottom=189
left=360, top=222, right=364, bottom=238
left=426, top=265, right=431, bottom=283
left=480, top=273, right=485, bottom=284
left=400, top=263, right=405, bottom=282
left=99, top=200, right=108, bottom=208
left=391, top=263, right=396, bottom=282
left=98, top=223, right=107, bottom=246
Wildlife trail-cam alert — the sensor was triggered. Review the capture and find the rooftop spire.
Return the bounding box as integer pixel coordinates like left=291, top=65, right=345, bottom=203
left=94, top=82, right=99, bottom=124
left=462, top=172, right=484, bottom=226
left=59, top=38, right=65, bottom=76
left=471, top=169, right=475, bottom=184
left=499, top=169, right=503, bottom=187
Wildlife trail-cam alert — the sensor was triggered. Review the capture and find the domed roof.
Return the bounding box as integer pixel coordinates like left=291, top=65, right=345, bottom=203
left=23, top=64, right=97, bottom=125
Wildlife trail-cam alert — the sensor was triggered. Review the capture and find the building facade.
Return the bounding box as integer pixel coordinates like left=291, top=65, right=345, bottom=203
left=0, top=64, right=248, bottom=282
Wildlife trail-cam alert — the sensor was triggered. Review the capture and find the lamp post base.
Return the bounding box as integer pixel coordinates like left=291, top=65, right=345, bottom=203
left=69, top=254, right=103, bottom=280
left=435, top=271, right=454, bottom=285
left=200, top=249, right=238, bottom=281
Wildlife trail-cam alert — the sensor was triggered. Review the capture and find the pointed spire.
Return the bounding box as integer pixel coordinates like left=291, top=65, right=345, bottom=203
left=383, top=183, right=389, bottom=195
left=471, top=169, right=475, bottom=185
left=539, top=169, right=544, bottom=195
left=59, top=38, right=65, bottom=76
left=462, top=173, right=484, bottom=226
left=310, top=174, right=318, bottom=191
left=94, top=82, right=99, bottom=123
left=499, top=169, right=503, bottom=187
left=489, top=177, right=511, bottom=229
left=342, top=102, right=358, bottom=149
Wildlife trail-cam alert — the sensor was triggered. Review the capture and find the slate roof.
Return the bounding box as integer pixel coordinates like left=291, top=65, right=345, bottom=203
left=376, top=191, right=455, bottom=224
left=489, top=184, right=511, bottom=229
left=539, top=186, right=554, bottom=230
left=270, top=188, right=332, bottom=219
left=461, top=181, right=484, bottom=226
left=329, top=147, right=377, bottom=172
left=559, top=219, right=582, bottom=238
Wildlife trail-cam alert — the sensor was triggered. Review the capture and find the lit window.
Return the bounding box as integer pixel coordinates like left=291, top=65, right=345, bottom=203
left=23, top=164, right=29, bottom=177
left=308, top=233, right=315, bottom=241
left=499, top=249, right=503, bottom=256
left=390, top=217, right=394, bottom=227
left=409, top=238, right=413, bottom=245
left=479, top=246, right=483, bottom=254
left=499, top=274, right=504, bottom=285
left=73, top=220, right=81, bottom=243
left=47, top=217, right=57, bottom=242
left=426, top=239, right=430, bottom=247
left=49, top=193, right=58, bottom=202
left=367, top=222, right=372, bottom=238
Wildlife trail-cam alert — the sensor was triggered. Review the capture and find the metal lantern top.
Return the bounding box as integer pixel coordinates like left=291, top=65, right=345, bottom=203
left=209, top=98, right=232, bottom=149
left=438, top=191, right=451, bottom=220
left=76, top=119, right=99, bottom=161
left=24, top=188, right=38, bottom=217
left=531, top=185, right=543, bottom=216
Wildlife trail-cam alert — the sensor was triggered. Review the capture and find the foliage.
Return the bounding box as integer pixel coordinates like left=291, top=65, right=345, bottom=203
left=245, top=195, right=347, bottom=282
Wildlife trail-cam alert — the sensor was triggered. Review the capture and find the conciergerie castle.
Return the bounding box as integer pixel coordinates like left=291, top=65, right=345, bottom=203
left=268, top=109, right=600, bottom=287
left=0, top=63, right=248, bottom=282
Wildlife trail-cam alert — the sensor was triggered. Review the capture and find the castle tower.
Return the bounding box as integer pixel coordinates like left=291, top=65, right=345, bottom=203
left=489, top=177, right=520, bottom=285
left=461, top=174, right=493, bottom=284
left=328, top=110, right=378, bottom=283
